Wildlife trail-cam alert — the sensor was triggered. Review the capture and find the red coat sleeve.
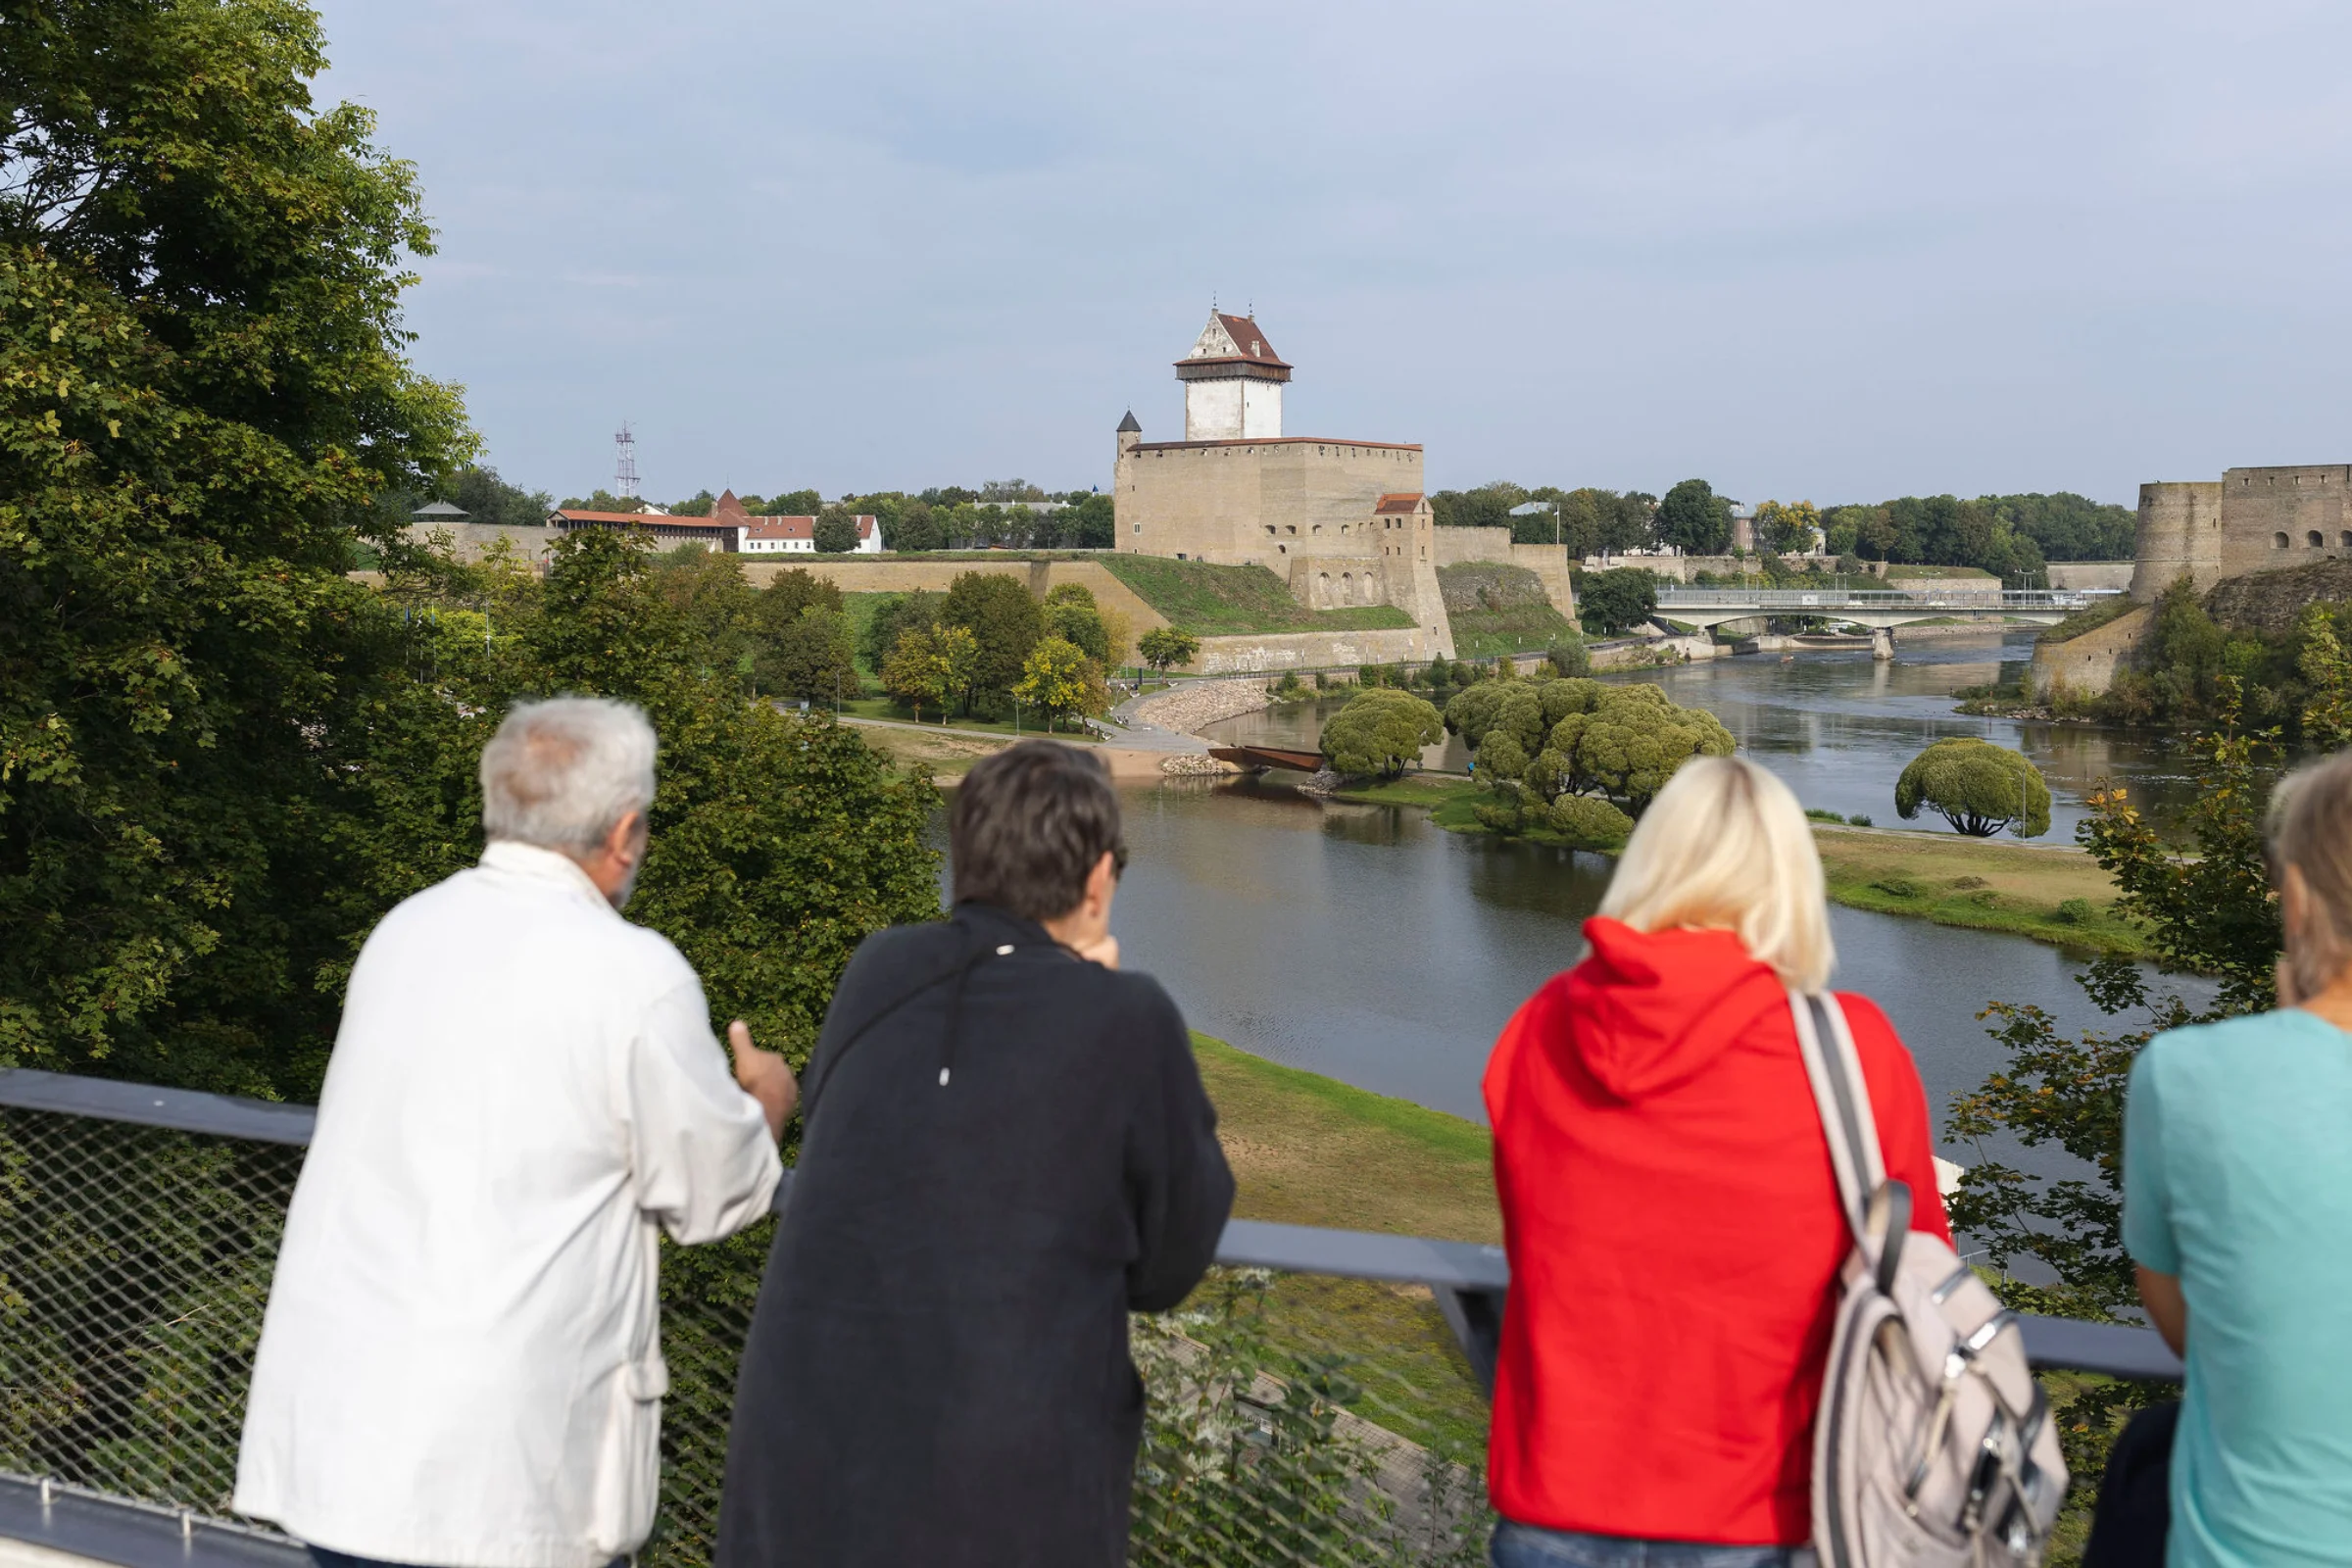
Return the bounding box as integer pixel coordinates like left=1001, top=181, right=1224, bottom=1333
left=1836, top=993, right=1953, bottom=1247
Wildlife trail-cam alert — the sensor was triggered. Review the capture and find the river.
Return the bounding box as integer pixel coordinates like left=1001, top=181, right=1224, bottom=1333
left=1094, top=632, right=2213, bottom=1156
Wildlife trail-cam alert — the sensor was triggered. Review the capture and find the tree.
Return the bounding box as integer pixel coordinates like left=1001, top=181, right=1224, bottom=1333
left=1140, top=626, right=1200, bottom=675
left=1578, top=568, right=1659, bottom=635
left=1012, top=637, right=1103, bottom=732
left=648, top=546, right=759, bottom=685
left=1894, top=738, right=2052, bottom=837
left=0, top=0, right=477, bottom=1094
left=860, top=590, right=938, bottom=675
left=884, top=501, right=943, bottom=553
left=940, top=572, right=1043, bottom=711
left=1755, top=499, right=1822, bottom=555
left=1320, top=689, right=1444, bottom=778
left=756, top=607, right=858, bottom=706
left=881, top=624, right=970, bottom=724
left=1656, top=479, right=1732, bottom=555
left=812, top=504, right=860, bottom=554
left=1448, top=679, right=1735, bottom=813
left=1043, top=599, right=1110, bottom=665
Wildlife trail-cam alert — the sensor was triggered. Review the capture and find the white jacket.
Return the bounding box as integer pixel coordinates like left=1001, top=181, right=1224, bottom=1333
left=235, top=842, right=783, bottom=1568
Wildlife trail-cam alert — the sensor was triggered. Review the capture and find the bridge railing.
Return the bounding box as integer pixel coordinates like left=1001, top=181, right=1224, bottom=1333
left=0, top=1068, right=2175, bottom=1566
left=1651, top=588, right=2091, bottom=611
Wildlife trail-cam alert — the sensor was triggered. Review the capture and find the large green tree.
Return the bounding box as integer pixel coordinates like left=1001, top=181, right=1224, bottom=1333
left=1894, top=738, right=2052, bottom=837
left=940, top=570, right=1043, bottom=712
left=1578, top=567, right=1659, bottom=635
left=1655, top=479, right=1732, bottom=555
left=0, top=0, right=472, bottom=1093
left=1320, top=689, right=1443, bottom=778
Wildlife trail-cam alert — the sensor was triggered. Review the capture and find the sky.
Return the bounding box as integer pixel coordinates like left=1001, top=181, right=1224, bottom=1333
left=313, top=0, right=2352, bottom=508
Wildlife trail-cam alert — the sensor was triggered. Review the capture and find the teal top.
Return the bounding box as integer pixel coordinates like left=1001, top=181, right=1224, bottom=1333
left=2125, top=1008, right=2352, bottom=1567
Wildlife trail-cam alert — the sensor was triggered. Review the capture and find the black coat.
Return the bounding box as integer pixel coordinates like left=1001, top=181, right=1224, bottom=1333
left=715, top=904, right=1235, bottom=1568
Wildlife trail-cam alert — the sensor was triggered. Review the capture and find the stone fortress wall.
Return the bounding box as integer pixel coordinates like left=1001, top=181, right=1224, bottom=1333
left=2035, top=461, right=2352, bottom=697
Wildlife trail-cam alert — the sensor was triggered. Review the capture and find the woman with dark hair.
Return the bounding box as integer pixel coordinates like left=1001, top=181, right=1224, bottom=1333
left=718, top=741, right=1233, bottom=1568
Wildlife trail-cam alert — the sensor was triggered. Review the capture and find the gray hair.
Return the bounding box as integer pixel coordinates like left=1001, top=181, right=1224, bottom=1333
left=479, top=698, right=658, bottom=855
left=2268, top=749, right=2352, bottom=999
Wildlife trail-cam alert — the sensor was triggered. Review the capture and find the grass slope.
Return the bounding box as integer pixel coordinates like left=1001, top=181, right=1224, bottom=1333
left=1192, top=1033, right=1495, bottom=1453
left=1100, top=555, right=1415, bottom=636
left=1438, top=563, right=1578, bottom=660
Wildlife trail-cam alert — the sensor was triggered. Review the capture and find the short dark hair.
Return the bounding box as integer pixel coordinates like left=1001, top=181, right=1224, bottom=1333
left=952, top=742, right=1127, bottom=921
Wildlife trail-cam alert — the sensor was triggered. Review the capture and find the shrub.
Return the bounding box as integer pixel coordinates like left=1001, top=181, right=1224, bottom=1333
left=1950, top=875, right=1988, bottom=890
left=1849, top=813, right=1874, bottom=827
left=1870, top=877, right=1920, bottom=898
left=2056, top=897, right=2095, bottom=925
left=1548, top=796, right=1636, bottom=848
left=1320, top=689, right=1445, bottom=778
left=1804, top=808, right=1847, bottom=824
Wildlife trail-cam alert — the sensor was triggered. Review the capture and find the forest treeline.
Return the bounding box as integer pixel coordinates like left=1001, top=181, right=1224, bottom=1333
left=1431, top=479, right=2134, bottom=578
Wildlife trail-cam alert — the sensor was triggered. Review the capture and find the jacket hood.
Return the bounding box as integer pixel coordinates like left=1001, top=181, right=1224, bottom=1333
left=1561, top=917, right=1790, bottom=1102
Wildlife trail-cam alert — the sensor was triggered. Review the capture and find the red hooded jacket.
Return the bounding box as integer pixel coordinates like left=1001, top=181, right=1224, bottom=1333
left=1483, top=918, right=1951, bottom=1545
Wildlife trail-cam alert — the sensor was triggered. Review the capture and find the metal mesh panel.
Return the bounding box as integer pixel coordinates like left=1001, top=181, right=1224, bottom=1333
left=0, top=1107, right=1494, bottom=1564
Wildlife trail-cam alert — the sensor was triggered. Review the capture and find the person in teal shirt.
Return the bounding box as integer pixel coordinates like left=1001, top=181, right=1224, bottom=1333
left=2125, top=748, right=2352, bottom=1566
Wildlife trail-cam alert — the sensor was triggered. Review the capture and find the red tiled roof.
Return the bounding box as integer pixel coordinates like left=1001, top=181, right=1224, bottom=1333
left=1375, top=493, right=1426, bottom=514
left=1215, top=313, right=1286, bottom=368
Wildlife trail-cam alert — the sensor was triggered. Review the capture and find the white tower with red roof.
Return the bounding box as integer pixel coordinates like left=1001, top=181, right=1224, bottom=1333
left=1179, top=311, right=1290, bottom=440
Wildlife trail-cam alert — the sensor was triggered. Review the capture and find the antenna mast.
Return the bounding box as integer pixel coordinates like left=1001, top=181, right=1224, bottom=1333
left=613, top=421, right=640, bottom=501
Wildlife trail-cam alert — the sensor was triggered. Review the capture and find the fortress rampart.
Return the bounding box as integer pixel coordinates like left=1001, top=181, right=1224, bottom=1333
left=2130, top=465, right=2352, bottom=600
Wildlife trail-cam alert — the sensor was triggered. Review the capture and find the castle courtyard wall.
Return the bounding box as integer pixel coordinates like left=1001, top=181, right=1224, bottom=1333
left=2217, top=466, right=2352, bottom=582
left=1191, top=626, right=1435, bottom=674
left=1114, top=438, right=1424, bottom=566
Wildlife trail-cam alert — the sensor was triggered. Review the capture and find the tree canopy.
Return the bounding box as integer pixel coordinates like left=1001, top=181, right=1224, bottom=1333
left=1655, top=479, right=1733, bottom=555
left=939, top=571, right=1043, bottom=710
left=1893, top=738, right=2052, bottom=837
left=1139, top=626, right=1200, bottom=674
left=1447, top=677, right=1735, bottom=813
left=1319, top=689, right=1444, bottom=778
left=1578, top=568, right=1659, bottom=635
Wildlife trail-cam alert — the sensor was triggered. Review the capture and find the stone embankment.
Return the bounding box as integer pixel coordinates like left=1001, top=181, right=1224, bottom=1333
left=1131, top=679, right=1271, bottom=733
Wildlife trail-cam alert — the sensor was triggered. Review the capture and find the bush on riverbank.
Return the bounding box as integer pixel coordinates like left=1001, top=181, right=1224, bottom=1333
left=1446, top=676, right=1735, bottom=814
left=1321, top=688, right=1446, bottom=778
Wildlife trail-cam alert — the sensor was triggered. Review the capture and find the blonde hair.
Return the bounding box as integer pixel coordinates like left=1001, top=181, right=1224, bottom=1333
left=2267, top=750, right=2352, bottom=1000
left=1597, top=755, right=1836, bottom=993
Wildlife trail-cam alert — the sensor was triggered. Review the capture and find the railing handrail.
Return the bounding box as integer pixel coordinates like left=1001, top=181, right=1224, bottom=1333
left=0, top=1067, right=2180, bottom=1383
left=1652, top=588, right=2086, bottom=609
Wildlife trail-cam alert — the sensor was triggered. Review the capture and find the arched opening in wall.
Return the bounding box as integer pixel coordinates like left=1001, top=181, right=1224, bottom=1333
left=2340, top=531, right=2351, bottom=549
left=1341, top=571, right=1355, bottom=603
left=2310, top=531, right=2327, bottom=549
left=1317, top=571, right=1331, bottom=607
left=2276, top=532, right=2291, bottom=549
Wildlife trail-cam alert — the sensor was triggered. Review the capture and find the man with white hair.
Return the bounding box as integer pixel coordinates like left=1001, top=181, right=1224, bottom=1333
left=236, top=696, right=796, bottom=1568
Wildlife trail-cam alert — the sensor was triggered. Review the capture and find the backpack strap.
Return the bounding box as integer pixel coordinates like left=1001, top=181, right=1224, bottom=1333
left=1790, top=989, right=1909, bottom=1292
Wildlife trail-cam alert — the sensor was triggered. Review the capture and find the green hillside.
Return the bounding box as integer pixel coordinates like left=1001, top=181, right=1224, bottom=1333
left=1100, top=555, right=1415, bottom=636
left=1436, top=562, right=1575, bottom=659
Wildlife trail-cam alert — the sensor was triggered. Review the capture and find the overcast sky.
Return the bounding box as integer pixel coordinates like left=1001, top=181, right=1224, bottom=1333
left=314, top=0, right=2352, bottom=507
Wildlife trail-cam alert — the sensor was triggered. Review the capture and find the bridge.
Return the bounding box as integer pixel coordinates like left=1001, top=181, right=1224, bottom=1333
left=1649, top=586, right=2100, bottom=632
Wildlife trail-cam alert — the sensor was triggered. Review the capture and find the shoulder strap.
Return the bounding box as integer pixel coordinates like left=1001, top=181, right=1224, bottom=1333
left=1788, top=989, right=1887, bottom=1242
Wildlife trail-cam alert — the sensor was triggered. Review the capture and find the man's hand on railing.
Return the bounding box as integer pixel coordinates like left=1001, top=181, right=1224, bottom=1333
left=728, top=1020, right=799, bottom=1140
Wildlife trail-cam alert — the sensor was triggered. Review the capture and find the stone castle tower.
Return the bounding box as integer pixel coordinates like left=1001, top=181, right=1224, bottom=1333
left=1179, top=311, right=1290, bottom=440
left=2131, top=466, right=2352, bottom=600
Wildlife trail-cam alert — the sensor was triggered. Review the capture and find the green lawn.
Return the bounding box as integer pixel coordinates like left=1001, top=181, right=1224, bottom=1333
left=1191, top=1033, right=1494, bottom=1454
left=1448, top=605, right=1577, bottom=660
left=1099, top=555, right=1416, bottom=636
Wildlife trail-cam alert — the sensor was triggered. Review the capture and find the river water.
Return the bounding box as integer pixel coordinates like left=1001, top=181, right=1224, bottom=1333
left=1093, top=632, right=2212, bottom=1157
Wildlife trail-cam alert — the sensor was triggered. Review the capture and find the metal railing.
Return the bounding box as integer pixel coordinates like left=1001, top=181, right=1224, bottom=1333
left=0, top=1069, right=2176, bottom=1566
left=1652, top=588, right=2093, bottom=611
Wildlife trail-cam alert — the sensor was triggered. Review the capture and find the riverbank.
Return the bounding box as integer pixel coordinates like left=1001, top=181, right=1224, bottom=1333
left=1193, top=1032, right=1494, bottom=1451
left=1330, top=775, right=2143, bottom=956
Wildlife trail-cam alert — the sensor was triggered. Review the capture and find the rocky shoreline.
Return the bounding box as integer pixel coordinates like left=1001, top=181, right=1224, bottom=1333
left=1131, top=679, right=1272, bottom=733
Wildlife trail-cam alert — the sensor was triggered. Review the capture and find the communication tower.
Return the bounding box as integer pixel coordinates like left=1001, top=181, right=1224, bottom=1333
left=613, top=421, right=640, bottom=501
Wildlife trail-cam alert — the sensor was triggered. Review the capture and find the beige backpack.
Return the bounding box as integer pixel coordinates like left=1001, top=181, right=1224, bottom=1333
left=1790, top=992, right=2068, bottom=1567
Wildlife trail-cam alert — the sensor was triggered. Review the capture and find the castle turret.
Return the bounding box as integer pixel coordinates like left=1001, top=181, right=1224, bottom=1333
left=1177, top=311, right=1289, bottom=440
left=2130, top=480, right=2223, bottom=600
left=1116, top=409, right=1141, bottom=455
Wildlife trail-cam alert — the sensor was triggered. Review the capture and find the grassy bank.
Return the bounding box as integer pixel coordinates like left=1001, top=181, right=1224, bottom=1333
left=1329, top=776, right=2141, bottom=956
left=1192, top=1033, right=1495, bottom=1453
left=1099, top=555, right=1416, bottom=636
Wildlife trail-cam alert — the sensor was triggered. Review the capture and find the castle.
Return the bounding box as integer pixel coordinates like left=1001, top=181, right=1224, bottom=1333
left=1115, top=311, right=1453, bottom=655
left=2132, top=465, right=2352, bottom=599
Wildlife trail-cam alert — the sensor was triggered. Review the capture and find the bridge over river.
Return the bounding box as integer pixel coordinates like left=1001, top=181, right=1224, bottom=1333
left=1649, top=586, right=2100, bottom=632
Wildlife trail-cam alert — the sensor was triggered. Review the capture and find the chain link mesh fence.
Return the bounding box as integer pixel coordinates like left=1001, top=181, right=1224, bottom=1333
left=0, top=1102, right=1494, bottom=1564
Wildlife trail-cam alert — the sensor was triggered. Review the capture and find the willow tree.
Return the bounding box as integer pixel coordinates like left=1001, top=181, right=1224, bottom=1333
left=1893, top=738, right=2051, bottom=837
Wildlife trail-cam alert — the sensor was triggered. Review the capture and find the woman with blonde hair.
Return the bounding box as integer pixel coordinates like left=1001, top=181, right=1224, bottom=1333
left=1483, top=755, right=1952, bottom=1567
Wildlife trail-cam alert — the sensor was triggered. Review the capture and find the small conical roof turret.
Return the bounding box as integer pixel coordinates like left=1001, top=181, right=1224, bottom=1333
left=1116, top=410, right=1141, bottom=433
